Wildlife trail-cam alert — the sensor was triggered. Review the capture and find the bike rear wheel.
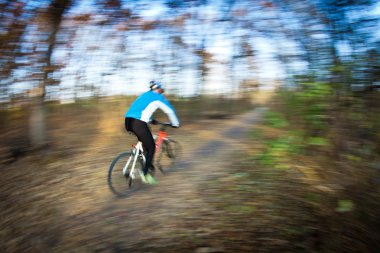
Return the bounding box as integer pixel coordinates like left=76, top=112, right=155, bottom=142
left=108, top=152, right=145, bottom=197
left=155, top=139, right=181, bottom=174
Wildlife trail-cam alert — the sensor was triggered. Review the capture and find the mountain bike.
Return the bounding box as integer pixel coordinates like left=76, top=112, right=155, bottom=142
left=107, top=120, right=180, bottom=197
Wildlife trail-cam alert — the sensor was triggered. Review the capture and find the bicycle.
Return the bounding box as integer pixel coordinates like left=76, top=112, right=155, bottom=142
left=107, top=120, right=180, bottom=197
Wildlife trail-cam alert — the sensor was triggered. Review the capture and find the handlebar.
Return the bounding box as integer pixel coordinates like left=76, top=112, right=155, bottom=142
left=150, top=119, right=178, bottom=128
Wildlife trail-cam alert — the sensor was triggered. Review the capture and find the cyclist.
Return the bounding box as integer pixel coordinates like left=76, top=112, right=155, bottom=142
left=125, top=81, right=180, bottom=184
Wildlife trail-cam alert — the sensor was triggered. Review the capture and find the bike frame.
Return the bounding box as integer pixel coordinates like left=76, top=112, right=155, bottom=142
left=123, top=141, right=145, bottom=179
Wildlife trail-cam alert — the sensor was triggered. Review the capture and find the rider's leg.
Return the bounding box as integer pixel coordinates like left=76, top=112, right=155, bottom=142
left=127, top=118, right=156, bottom=175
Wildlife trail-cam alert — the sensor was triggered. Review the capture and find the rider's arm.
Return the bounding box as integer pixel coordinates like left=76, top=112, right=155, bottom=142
left=157, top=100, right=180, bottom=127
left=141, top=99, right=180, bottom=127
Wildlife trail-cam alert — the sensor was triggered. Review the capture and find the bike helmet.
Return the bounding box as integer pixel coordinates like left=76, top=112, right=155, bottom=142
left=149, top=80, right=163, bottom=90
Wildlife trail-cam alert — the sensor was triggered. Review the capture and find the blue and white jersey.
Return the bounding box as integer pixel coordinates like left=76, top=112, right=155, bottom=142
left=125, top=91, right=180, bottom=126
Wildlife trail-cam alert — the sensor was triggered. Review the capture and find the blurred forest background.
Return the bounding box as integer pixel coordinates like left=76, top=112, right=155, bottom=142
left=1, top=0, right=380, bottom=252
left=1, top=0, right=379, bottom=150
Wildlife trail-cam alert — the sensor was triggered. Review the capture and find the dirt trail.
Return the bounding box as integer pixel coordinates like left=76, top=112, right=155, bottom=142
left=1, top=108, right=266, bottom=253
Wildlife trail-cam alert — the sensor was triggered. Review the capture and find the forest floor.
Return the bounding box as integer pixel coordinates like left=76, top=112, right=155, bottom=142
left=1, top=94, right=379, bottom=252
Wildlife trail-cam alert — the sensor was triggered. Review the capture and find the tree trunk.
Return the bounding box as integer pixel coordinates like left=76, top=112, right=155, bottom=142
left=29, top=97, right=47, bottom=148
left=28, top=0, right=72, bottom=148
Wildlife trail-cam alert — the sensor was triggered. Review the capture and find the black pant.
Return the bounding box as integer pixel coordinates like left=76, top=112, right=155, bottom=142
left=125, top=117, right=155, bottom=174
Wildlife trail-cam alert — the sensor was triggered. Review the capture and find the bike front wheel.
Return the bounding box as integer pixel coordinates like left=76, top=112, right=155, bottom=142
left=155, top=139, right=181, bottom=174
left=108, top=152, right=145, bottom=197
